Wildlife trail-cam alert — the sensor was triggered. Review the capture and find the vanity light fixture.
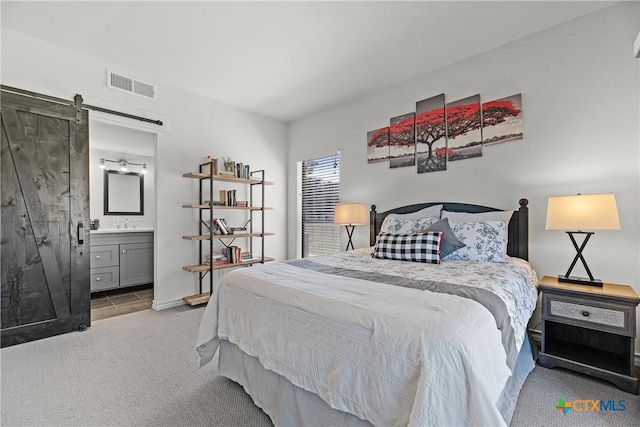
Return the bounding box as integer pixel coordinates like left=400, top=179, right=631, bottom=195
left=100, top=158, right=148, bottom=174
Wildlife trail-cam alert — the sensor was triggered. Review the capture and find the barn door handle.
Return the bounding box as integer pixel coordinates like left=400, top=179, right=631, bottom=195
left=77, top=220, right=84, bottom=245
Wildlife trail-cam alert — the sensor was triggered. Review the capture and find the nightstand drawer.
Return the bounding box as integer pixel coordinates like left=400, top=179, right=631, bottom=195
left=543, top=293, right=634, bottom=336
left=550, top=300, right=625, bottom=328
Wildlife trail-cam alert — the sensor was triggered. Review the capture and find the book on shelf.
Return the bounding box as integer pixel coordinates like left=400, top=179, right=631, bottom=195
left=206, top=220, right=222, bottom=235
left=230, top=226, right=246, bottom=233
left=213, top=218, right=231, bottom=234
left=206, top=253, right=228, bottom=266
left=241, top=251, right=260, bottom=263
left=204, top=200, right=226, bottom=207
left=236, top=201, right=248, bottom=207
left=203, top=156, right=218, bottom=175
left=217, top=170, right=234, bottom=176
left=218, top=189, right=237, bottom=206
left=221, top=246, right=243, bottom=264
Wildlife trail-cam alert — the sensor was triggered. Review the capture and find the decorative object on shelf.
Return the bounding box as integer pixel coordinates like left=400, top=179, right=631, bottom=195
left=100, top=157, right=147, bottom=174
left=545, top=193, right=621, bottom=287
left=221, top=157, right=235, bottom=175
left=334, top=203, right=368, bottom=251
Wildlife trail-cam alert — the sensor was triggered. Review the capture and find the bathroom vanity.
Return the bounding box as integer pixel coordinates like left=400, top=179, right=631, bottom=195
left=90, top=229, right=154, bottom=292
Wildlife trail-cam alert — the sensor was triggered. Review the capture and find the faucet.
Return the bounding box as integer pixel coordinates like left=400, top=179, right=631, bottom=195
left=124, top=219, right=129, bottom=229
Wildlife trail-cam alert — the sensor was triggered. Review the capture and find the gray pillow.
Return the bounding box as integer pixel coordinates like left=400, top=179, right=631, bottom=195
left=423, top=218, right=466, bottom=258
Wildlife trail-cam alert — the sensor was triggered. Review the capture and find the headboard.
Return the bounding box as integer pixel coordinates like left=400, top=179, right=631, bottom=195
left=369, top=198, right=529, bottom=260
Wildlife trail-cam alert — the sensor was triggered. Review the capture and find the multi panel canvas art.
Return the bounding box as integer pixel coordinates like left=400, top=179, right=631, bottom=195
left=389, top=113, right=415, bottom=168
left=482, top=94, right=523, bottom=145
left=368, top=92, right=523, bottom=173
left=366, top=126, right=390, bottom=163
left=415, top=94, right=447, bottom=174
left=446, top=94, right=482, bottom=161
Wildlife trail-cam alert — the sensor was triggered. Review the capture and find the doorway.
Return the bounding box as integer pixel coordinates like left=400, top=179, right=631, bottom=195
left=88, top=118, right=158, bottom=321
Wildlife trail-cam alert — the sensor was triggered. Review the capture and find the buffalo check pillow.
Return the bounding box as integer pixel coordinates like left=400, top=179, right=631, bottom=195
left=372, top=232, right=444, bottom=264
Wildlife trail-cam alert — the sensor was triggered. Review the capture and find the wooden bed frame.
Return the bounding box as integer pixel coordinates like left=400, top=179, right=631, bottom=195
left=370, top=198, right=529, bottom=260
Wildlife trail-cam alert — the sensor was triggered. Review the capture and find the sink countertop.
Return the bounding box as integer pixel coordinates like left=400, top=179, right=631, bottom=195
left=90, top=228, right=154, bottom=234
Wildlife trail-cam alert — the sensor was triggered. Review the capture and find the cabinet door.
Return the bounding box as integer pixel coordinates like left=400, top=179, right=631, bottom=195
left=1, top=91, right=90, bottom=347
left=119, top=243, right=153, bottom=287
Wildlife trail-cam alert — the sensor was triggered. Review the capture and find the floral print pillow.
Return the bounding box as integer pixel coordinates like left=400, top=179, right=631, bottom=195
left=443, top=221, right=508, bottom=262
left=380, top=215, right=438, bottom=234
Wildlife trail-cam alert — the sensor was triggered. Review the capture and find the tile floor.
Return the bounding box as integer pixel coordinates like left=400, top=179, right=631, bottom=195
left=91, top=285, right=153, bottom=321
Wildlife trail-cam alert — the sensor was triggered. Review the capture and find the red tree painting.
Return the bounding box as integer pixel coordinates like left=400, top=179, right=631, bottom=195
left=416, top=94, right=447, bottom=174
left=482, top=94, right=523, bottom=145
left=367, top=126, right=389, bottom=163
left=389, top=112, right=415, bottom=168
left=446, top=94, right=482, bottom=161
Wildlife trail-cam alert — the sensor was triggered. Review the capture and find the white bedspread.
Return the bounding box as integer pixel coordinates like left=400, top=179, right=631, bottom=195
left=197, top=252, right=538, bottom=426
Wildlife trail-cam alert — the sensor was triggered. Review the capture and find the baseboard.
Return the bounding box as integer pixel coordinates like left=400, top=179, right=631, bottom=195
left=151, top=298, right=186, bottom=311
left=529, top=328, right=640, bottom=368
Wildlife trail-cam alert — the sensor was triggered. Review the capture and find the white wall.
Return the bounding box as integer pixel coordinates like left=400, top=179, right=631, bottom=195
left=289, top=4, right=640, bottom=351
left=2, top=28, right=288, bottom=309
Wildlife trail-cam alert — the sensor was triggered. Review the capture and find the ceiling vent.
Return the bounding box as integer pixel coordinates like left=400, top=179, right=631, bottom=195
left=107, top=70, right=157, bottom=100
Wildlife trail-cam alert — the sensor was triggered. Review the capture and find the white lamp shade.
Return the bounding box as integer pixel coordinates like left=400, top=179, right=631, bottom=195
left=545, top=193, right=621, bottom=231
left=334, top=203, right=368, bottom=225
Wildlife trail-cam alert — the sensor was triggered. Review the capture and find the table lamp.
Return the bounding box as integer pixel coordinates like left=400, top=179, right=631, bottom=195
left=545, top=193, right=620, bottom=286
left=334, top=203, right=368, bottom=251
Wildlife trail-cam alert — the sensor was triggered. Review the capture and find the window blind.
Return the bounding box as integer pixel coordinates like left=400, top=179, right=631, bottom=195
left=297, top=153, right=340, bottom=258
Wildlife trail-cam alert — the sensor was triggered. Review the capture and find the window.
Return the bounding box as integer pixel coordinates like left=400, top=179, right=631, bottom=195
left=297, top=153, right=340, bottom=258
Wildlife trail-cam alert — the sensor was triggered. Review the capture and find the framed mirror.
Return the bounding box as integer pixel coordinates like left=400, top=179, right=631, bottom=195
left=104, top=170, right=144, bottom=215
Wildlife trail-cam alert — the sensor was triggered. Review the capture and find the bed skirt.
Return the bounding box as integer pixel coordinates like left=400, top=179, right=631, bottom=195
left=218, top=333, right=535, bottom=426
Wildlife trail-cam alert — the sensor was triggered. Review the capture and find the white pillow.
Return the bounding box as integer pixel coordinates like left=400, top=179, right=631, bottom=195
left=390, top=204, right=443, bottom=220
left=380, top=205, right=442, bottom=234
left=442, top=221, right=508, bottom=262
left=441, top=209, right=513, bottom=224
left=379, top=215, right=438, bottom=234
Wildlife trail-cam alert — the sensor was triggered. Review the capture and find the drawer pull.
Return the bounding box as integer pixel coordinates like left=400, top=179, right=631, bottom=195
left=582, top=311, right=590, bottom=317
left=95, top=277, right=101, bottom=281
left=96, top=255, right=101, bottom=259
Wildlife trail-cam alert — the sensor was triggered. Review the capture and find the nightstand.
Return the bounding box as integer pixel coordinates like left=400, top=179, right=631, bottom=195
left=537, top=275, right=639, bottom=394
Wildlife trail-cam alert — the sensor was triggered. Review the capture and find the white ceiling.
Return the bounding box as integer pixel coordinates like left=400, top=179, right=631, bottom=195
left=1, top=1, right=617, bottom=122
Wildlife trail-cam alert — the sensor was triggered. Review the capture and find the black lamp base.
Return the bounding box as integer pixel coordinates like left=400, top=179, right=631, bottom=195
left=558, top=275, right=603, bottom=287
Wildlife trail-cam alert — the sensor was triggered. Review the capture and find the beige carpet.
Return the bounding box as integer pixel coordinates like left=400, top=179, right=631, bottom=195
left=1, top=305, right=638, bottom=426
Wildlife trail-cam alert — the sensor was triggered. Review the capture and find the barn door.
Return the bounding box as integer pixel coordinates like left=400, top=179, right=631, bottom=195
left=1, top=90, right=90, bottom=347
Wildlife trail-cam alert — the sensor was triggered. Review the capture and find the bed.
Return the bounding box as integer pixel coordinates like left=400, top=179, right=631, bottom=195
left=197, top=199, right=539, bottom=426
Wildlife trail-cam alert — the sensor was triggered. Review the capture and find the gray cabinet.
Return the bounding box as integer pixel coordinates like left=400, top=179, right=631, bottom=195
left=90, top=232, right=153, bottom=292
